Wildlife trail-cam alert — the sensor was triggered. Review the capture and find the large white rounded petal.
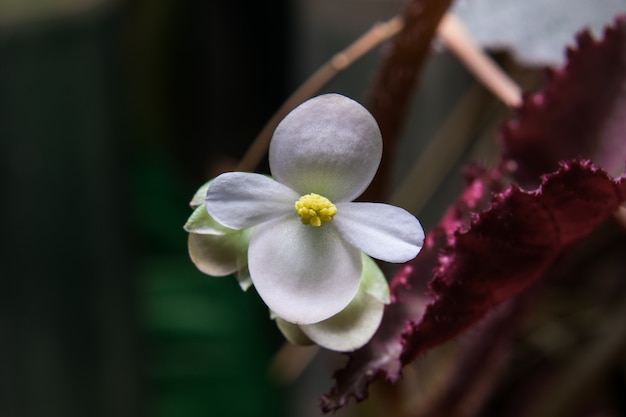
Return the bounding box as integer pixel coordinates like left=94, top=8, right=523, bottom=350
left=248, top=216, right=362, bottom=325
left=333, top=202, right=425, bottom=263
left=300, top=283, right=385, bottom=352
left=269, top=94, right=382, bottom=202
left=205, top=172, right=299, bottom=230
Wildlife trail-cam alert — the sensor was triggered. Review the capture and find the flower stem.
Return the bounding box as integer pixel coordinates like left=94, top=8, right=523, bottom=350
left=437, top=14, right=522, bottom=108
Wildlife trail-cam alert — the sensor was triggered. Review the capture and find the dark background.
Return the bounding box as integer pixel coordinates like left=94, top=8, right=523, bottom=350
left=0, top=1, right=291, bottom=416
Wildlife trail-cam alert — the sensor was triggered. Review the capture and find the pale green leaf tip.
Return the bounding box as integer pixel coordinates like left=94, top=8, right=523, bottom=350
left=189, top=179, right=212, bottom=208
left=361, top=253, right=390, bottom=304
left=236, top=264, right=253, bottom=291
left=185, top=200, right=239, bottom=236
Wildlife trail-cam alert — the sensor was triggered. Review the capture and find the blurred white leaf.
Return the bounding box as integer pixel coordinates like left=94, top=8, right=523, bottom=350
left=452, top=0, right=626, bottom=66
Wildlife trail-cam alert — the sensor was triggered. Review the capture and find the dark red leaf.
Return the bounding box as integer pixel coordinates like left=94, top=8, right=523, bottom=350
left=320, top=166, right=504, bottom=411
left=321, top=162, right=626, bottom=412
left=500, top=16, right=626, bottom=187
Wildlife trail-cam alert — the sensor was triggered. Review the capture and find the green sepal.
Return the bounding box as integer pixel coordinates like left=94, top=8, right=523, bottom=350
left=187, top=228, right=251, bottom=277
left=189, top=180, right=212, bottom=208
left=184, top=204, right=234, bottom=235
left=360, top=253, right=390, bottom=304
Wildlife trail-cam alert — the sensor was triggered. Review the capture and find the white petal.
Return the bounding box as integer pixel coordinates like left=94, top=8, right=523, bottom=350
left=300, top=282, right=385, bottom=352
left=205, top=172, right=299, bottom=230
left=187, top=230, right=250, bottom=277
left=248, top=216, right=362, bottom=325
left=269, top=94, right=382, bottom=202
left=333, top=202, right=425, bottom=263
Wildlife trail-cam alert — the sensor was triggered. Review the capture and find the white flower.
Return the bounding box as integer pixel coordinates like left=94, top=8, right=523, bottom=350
left=185, top=181, right=392, bottom=350
left=205, top=94, right=425, bottom=326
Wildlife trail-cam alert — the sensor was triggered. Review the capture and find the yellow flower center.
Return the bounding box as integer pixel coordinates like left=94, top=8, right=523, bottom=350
left=295, top=193, right=337, bottom=227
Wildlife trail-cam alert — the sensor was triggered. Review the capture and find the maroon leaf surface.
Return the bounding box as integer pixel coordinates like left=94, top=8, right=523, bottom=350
left=500, top=16, right=626, bottom=187
left=321, top=16, right=626, bottom=413
left=322, top=162, right=626, bottom=412
left=321, top=166, right=504, bottom=412
left=402, top=161, right=625, bottom=359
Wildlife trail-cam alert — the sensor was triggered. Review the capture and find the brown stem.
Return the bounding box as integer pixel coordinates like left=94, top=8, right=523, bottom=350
left=438, top=14, right=522, bottom=108
left=361, top=0, right=454, bottom=201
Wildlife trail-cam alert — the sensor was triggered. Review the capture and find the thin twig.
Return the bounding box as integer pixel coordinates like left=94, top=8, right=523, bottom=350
left=236, top=16, right=403, bottom=172
left=437, top=13, right=522, bottom=108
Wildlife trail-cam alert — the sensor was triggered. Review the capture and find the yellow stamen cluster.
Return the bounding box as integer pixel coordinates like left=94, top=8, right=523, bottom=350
left=295, top=193, right=337, bottom=227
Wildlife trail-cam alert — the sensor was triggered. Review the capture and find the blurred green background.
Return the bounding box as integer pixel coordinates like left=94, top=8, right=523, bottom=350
left=0, top=1, right=292, bottom=416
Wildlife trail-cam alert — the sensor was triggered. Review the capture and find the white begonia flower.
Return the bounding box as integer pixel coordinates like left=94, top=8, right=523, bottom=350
left=186, top=184, right=390, bottom=350
left=205, top=94, right=424, bottom=325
